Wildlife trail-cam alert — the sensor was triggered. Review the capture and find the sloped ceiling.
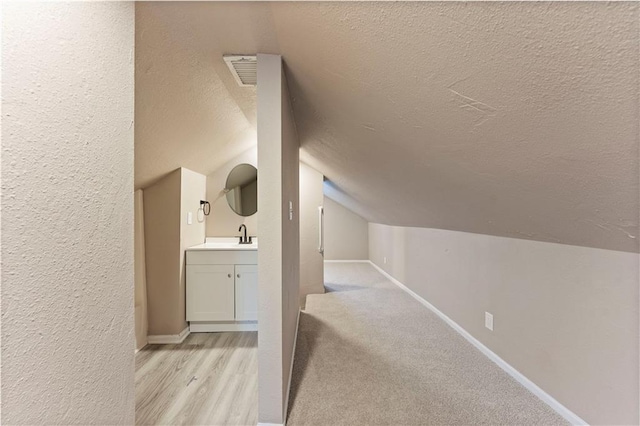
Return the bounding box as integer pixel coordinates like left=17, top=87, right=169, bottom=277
left=135, top=2, right=277, bottom=189
left=136, top=2, right=639, bottom=253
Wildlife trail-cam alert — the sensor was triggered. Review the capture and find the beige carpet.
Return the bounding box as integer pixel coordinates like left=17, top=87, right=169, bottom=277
left=286, top=262, right=567, bottom=425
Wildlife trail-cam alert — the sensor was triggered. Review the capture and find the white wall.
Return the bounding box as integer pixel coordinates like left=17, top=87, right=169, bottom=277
left=206, top=146, right=257, bottom=238
left=257, top=53, right=300, bottom=425
left=1, top=3, right=135, bottom=423
left=369, top=223, right=640, bottom=425
left=300, top=163, right=325, bottom=307
left=324, top=196, right=369, bottom=260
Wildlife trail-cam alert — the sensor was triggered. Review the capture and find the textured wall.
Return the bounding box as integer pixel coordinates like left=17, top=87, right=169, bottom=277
left=299, top=163, right=325, bottom=307
left=144, top=169, right=182, bottom=336
left=369, top=223, right=640, bottom=425
left=206, top=146, right=258, bottom=238
left=257, top=54, right=300, bottom=425
left=1, top=2, right=135, bottom=424
left=323, top=196, right=369, bottom=260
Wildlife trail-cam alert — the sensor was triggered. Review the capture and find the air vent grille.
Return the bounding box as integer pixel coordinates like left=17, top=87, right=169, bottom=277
left=223, top=55, right=257, bottom=87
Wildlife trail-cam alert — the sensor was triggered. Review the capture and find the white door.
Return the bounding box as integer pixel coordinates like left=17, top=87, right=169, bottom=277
left=235, top=264, right=258, bottom=321
left=186, top=264, right=235, bottom=321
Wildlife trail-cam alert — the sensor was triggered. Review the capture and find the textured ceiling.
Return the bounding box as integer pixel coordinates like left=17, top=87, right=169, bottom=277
left=136, top=2, right=639, bottom=252
left=135, top=2, right=277, bottom=189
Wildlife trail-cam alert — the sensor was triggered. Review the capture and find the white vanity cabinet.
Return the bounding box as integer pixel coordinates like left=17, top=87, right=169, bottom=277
left=186, top=264, right=235, bottom=321
left=186, top=246, right=257, bottom=332
left=234, top=264, right=258, bottom=321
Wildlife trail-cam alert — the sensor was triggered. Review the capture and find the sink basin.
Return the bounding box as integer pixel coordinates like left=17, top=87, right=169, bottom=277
left=187, top=237, right=258, bottom=251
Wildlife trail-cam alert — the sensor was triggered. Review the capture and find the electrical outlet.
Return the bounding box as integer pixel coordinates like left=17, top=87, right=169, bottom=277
left=187, top=212, right=193, bottom=225
left=289, top=201, right=293, bottom=221
left=383, top=257, right=387, bottom=264
left=485, top=312, right=494, bottom=331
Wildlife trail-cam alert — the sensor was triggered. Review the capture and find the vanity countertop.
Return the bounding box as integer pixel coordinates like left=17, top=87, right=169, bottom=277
left=187, top=237, right=258, bottom=251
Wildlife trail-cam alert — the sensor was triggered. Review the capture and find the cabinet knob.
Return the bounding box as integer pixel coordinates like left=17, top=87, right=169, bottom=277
left=237, top=274, right=241, bottom=278
left=228, top=274, right=232, bottom=278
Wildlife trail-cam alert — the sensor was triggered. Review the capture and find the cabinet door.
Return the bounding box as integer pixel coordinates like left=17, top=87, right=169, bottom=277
left=186, top=264, right=235, bottom=321
left=235, top=264, right=258, bottom=321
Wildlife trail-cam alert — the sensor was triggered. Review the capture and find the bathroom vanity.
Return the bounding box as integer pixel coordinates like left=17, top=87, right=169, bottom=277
left=186, top=237, right=257, bottom=332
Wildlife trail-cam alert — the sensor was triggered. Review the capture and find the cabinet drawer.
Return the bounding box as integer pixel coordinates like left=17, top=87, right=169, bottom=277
left=186, top=250, right=257, bottom=265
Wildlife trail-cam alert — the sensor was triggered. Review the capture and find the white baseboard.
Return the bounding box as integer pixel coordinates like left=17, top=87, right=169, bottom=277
left=147, top=326, right=190, bottom=345
left=189, top=322, right=258, bottom=332
left=368, top=260, right=588, bottom=426
left=257, top=423, right=284, bottom=426
left=283, top=309, right=300, bottom=424
left=324, top=259, right=370, bottom=263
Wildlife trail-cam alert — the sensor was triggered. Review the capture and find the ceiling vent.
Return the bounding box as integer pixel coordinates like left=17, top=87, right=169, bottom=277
left=224, top=55, right=257, bottom=87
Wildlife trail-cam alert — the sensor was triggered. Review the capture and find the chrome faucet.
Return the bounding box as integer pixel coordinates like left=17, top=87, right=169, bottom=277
left=238, top=224, right=252, bottom=244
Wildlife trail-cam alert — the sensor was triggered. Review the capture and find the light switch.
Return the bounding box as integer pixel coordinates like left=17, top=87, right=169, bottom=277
left=485, top=312, right=494, bottom=331
left=187, top=211, right=193, bottom=225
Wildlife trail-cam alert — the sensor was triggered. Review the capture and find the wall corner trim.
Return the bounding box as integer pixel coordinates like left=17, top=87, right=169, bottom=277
left=283, top=309, right=301, bottom=424
left=147, top=327, right=190, bottom=345
left=367, top=260, right=589, bottom=426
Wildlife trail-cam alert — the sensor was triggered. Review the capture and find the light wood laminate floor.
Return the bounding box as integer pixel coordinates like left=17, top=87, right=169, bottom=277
left=135, top=332, right=258, bottom=425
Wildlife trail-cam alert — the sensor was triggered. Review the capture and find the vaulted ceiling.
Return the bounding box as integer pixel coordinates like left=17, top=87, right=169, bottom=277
left=135, top=2, right=274, bottom=189
left=136, top=2, right=639, bottom=253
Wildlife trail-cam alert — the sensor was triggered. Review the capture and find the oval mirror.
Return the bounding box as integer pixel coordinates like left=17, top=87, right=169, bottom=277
left=225, top=163, right=258, bottom=216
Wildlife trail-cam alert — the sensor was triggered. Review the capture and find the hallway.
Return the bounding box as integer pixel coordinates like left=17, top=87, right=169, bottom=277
left=287, top=262, right=567, bottom=425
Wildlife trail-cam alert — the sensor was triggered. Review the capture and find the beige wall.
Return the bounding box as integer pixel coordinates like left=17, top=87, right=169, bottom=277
left=144, top=169, right=183, bottom=336
left=369, top=223, right=640, bottom=425
left=180, top=167, right=208, bottom=325
left=206, top=146, right=257, bottom=238
left=144, top=168, right=207, bottom=337
left=1, top=2, right=135, bottom=423
left=299, top=163, right=325, bottom=307
left=257, top=54, right=300, bottom=425
left=324, top=196, right=369, bottom=260
left=135, top=190, right=149, bottom=351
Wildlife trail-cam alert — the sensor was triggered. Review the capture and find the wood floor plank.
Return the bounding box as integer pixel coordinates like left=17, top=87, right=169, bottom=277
left=136, top=337, right=213, bottom=424
left=190, top=334, right=253, bottom=425
left=135, top=332, right=258, bottom=426
left=162, top=335, right=243, bottom=425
